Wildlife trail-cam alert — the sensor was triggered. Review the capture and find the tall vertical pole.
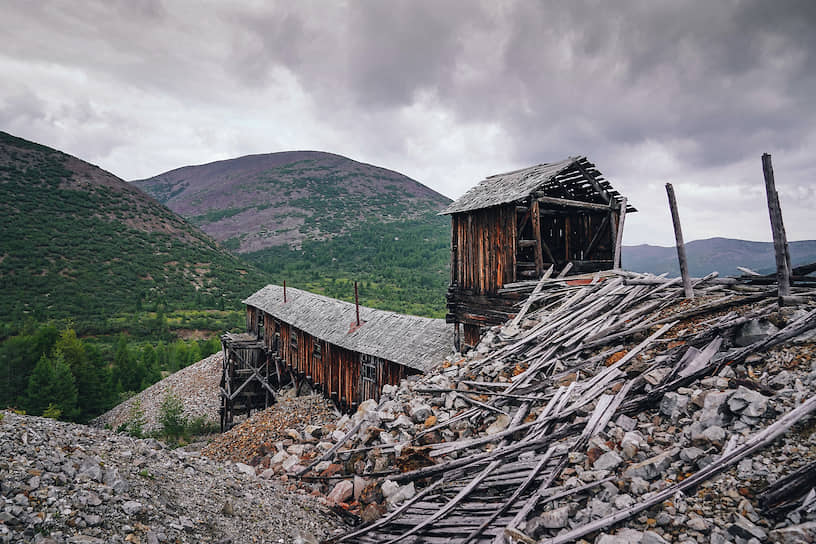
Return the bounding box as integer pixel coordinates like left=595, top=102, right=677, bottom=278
left=762, top=153, right=791, bottom=301
left=283, top=280, right=287, bottom=303
left=354, top=281, right=360, bottom=326
left=613, top=197, right=627, bottom=269
left=665, top=183, right=694, bottom=299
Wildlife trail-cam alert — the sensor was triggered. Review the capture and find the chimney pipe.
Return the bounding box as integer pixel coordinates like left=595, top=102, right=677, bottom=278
left=283, top=280, right=287, bottom=303
left=354, top=281, right=360, bottom=326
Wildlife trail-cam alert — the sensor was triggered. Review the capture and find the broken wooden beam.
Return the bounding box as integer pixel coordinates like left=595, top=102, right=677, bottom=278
left=762, top=153, right=792, bottom=300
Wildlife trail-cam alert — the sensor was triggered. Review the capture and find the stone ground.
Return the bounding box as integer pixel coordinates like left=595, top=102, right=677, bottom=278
left=92, top=353, right=223, bottom=433
left=0, top=410, right=349, bottom=544
left=201, top=300, right=816, bottom=543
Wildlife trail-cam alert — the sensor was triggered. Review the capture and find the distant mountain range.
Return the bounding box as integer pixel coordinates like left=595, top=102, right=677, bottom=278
left=0, top=131, right=268, bottom=326
left=132, top=151, right=451, bottom=253
left=624, top=237, right=816, bottom=277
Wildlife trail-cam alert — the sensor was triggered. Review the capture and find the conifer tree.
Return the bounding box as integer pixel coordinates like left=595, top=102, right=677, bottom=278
left=23, top=349, right=79, bottom=420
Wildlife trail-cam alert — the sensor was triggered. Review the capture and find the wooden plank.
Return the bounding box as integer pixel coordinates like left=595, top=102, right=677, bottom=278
left=665, top=183, right=694, bottom=299
left=613, top=197, right=627, bottom=269
left=582, top=214, right=609, bottom=259
left=574, top=159, right=612, bottom=204
left=762, top=153, right=792, bottom=299
left=509, top=265, right=554, bottom=328
left=530, top=200, right=544, bottom=276
left=536, top=195, right=613, bottom=212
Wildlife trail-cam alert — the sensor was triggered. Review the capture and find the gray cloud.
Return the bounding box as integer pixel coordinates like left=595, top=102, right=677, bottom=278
left=1, top=0, right=815, bottom=244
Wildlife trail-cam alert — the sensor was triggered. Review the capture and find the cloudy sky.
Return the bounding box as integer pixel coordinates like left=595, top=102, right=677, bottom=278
left=2, top=0, right=814, bottom=245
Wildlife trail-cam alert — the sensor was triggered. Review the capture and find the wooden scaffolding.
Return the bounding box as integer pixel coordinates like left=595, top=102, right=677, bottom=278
left=219, top=332, right=277, bottom=431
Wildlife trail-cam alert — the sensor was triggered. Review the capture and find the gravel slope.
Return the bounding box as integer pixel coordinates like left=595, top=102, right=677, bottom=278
left=92, top=352, right=223, bottom=433
left=0, top=410, right=348, bottom=543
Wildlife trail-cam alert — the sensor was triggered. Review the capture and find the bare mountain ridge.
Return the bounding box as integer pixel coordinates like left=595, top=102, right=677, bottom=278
left=132, top=151, right=452, bottom=253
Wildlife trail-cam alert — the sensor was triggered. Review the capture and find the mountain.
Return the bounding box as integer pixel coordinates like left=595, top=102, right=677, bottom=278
left=624, top=237, right=816, bottom=277
left=0, top=131, right=268, bottom=329
left=132, top=151, right=451, bottom=253
left=133, top=152, right=453, bottom=317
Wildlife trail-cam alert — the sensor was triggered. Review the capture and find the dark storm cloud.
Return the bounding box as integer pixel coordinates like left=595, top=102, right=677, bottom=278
left=2, top=0, right=815, bottom=243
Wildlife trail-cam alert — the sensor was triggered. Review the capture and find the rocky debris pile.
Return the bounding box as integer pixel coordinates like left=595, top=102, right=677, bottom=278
left=219, top=272, right=816, bottom=543
left=92, top=352, right=223, bottom=433
left=203, top=394, right=339, bottom=463
left=0, top=409, right=347, bottom=544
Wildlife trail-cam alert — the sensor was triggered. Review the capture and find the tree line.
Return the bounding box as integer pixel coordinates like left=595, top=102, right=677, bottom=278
left=0, top=323, right=220, bottom=423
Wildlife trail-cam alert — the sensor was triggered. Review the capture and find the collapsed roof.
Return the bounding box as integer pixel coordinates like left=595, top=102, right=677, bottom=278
left=442, top=155, right=636, bottom=215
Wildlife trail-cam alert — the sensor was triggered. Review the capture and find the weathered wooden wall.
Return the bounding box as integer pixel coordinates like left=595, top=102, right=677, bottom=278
left=447, top=204, right=616, bottom=341
left=256, top=309, right=415, bottom=411
left=450, top=206, right=517, bottom=294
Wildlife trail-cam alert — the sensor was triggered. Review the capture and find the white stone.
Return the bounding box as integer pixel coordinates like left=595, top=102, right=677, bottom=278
left=234, top=462, right=256, bottom=477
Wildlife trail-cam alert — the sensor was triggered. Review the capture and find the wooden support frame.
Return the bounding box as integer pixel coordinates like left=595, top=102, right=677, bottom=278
left=574, top=160, right=613, bottom=204
left=583, top=214, right=609, bottom=259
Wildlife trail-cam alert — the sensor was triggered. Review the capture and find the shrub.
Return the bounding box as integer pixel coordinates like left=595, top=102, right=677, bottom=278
left=158, top=393, right=187, bottom=442
left=42, top=403, right=62, bottom=420
left=117, top=399, right=145, bottom=438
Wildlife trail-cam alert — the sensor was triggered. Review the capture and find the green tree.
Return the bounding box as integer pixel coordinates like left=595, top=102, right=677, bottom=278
left=0, top=324, right=59, bottom=409
left=158, top=393, right=187, bottom=442
left=112, top=334, right=143, bottom=394
left=139, top=345, right=162, bottom=390
left=22, top=349, right=79, bottom=420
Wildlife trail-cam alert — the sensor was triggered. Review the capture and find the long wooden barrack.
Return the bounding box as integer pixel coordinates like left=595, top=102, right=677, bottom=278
left=219, top=285, right=453, bottom=428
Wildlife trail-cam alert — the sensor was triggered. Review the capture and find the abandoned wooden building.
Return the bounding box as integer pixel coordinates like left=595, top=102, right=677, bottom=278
left=220, top=284, right=452, bottom=429
left=442, top=156, right=635, bottom=348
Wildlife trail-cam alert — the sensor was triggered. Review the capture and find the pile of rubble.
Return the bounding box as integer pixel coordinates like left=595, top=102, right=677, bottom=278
left=92, top=352, right=223, bottom=433
left=211, top=271, right=816, bottom=543
left=203, top=394, right=339, bottom=463
left=0, top=409, right=346, bottom=544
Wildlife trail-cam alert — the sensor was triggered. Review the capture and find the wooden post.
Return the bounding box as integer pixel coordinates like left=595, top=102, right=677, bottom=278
left=453, top=322, right=461, bottom=353
left=354, top=281, right=361, bottom=326
left=762, top=153, right=791, bottom=300
left=665, top=183, right=694, bottom=299
left=530, top=200, right=544, bottom=276
left=613, top=197, right=627, bottom=269
left=283, top=280, right=287, bottom=303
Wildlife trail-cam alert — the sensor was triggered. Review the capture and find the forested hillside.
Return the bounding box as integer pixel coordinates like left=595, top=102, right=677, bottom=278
left=0, top=131, right=270, bottom=421
left=0, top=131, right=268, bottom=331
left=134, top=151, right=453, bottom=317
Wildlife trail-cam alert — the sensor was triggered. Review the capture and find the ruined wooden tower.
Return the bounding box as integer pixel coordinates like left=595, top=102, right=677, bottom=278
left=442, top=156, right=635, bottom=348
left=220, top=284, right=452, bottom=430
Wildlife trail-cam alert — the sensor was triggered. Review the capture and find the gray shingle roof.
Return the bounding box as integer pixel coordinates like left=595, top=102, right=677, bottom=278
left=441, top=156, right=633, bottom=214
left=244, top=285, right=452, bottom=372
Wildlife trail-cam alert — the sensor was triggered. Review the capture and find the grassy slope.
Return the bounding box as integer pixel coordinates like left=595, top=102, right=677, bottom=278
left=0, top=131, right=269, bottom=334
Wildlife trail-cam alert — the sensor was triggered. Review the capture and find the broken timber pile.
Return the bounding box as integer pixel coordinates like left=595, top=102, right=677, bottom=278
left=262, top=270, right=816, bottom=543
